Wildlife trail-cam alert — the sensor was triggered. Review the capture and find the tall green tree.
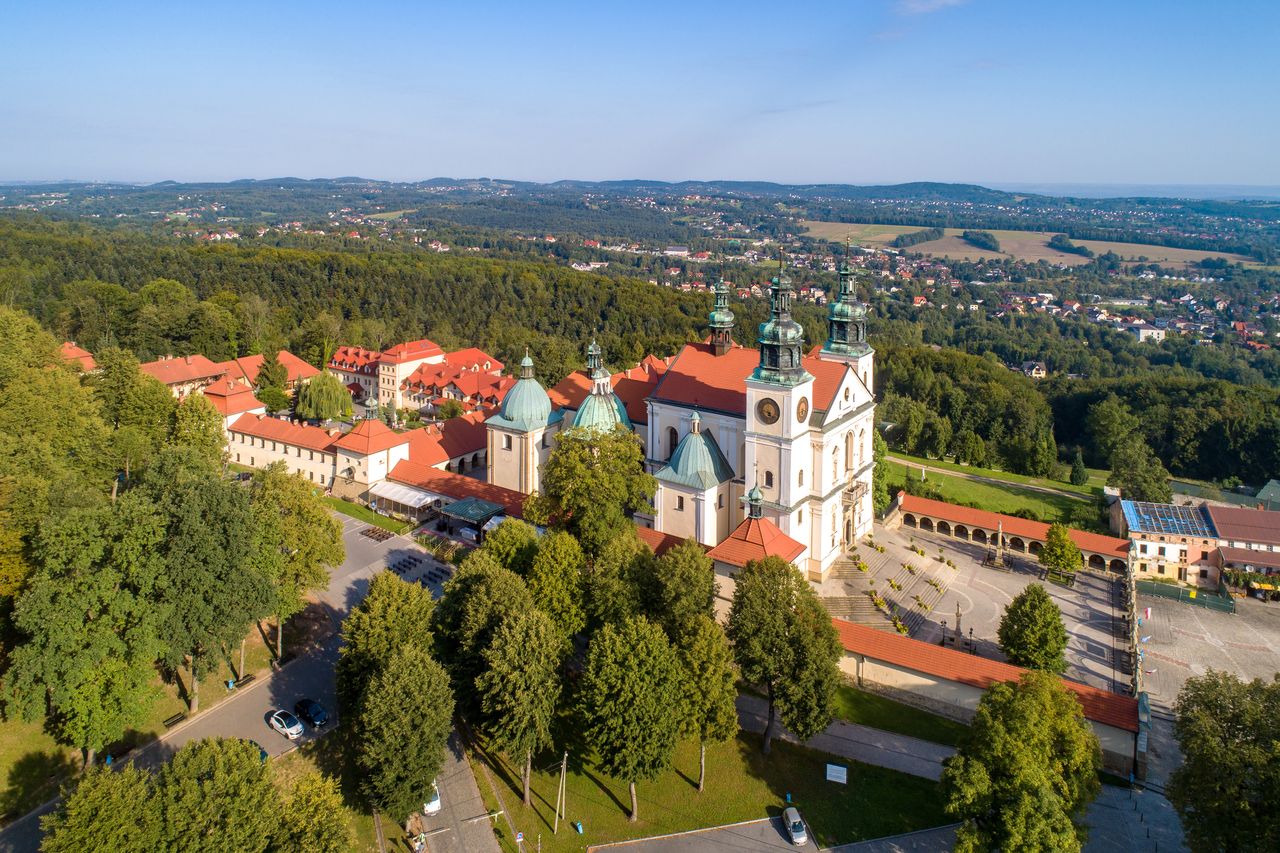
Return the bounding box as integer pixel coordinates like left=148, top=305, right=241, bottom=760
left=277, top=772, right=356, bottom=853
left=871, top=430, right=892, bottom=514
left=527, top=530, right=587, bottom=640
left=41, top=766, right=161, bottom=853
left=90, top=346, right=176, bottom=452
left=5, top=494, right=165, bottom=765
left=256, top=350, right=289, bottom=393
left=726, top=556, right=841, bottom=753
left=677, top=615, right=739, bottom=793
left=525, top=426, right=656, bottom=556
left=156, top=738, right=281, bottom=853
left=294, top=371, right=352, bottom=421
left=169, top=391, right=226, bottom=469
left=578, top=616, right=683, bottom=822
left=1168, top=671, right=1280, bottom=853
left=649, top=539, right=716, bottom=640
left=248, top=463, right=344, bottom=659
left=431, top=551, right=534, bottom=713
left=477, top=610, right=566, bottom=805
left=257, top=385, right=290, bottom=415
left=1069, top=450, right=1088, bottom=487
left=335, top=571, right=436, bottom=718
left=141, top=449, right=273, bottom=712
left=1038, top=523, right=1082, bottom=577
left=1107, top=435, right=1172, bottom=503
left=356, top=645, right=454, bottom=819
left=481, top=518, right=540, bottom=576
left=942, top=671, right=1101, bottom=853
left=997, top=584, right=1068, bottom=674
left=584, top=527, right=651, bottom=630
left=1085, top=395, right=1141, bottom=468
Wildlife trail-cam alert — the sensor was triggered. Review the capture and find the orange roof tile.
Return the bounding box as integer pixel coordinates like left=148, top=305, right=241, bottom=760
left=379, top=338, right=443, bottom=364
left=203, top=380, right=265, bottom=417
left=443, top=348, right=504, bottom=373
left=139, top=353, right=226, bottom=386
left=404, top=412, right=489, bottom=467
left=228, top=413, right=340, bottom=453
left=333, top=418, right=410, bottom=455
left=548, top=359, right=664, bottom=425
left=634, top=526, right=687, bottom=557
left=651, top=342, right=758, bottom=414
left=800, top=353, right=850, bottom=413
left=899, top=494, right=1130, bottom=559
left=329, top=345, right=381, bottom=373
left=707, top=515, right=806, bottom=568
left=218, top=350, right=320, bottom=386
left=60, top=342, right=96, bottom=371
left=830, top=618, right=1139, bottom=732
left=388, top=460, right=525, bottom=517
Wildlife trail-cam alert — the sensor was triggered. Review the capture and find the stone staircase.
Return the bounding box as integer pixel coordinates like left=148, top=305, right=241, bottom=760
left=877, top=550, right=954, bottom=636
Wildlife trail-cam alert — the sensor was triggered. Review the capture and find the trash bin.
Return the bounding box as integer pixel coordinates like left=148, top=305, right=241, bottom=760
left=573, top=822, right=584, bottom=835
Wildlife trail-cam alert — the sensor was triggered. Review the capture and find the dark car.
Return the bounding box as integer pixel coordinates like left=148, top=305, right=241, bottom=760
left=294, top=698, right=329, bottom=728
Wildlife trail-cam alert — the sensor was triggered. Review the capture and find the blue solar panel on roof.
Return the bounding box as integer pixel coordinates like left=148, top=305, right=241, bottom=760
left=1120, top=500, right=1216, bottom=537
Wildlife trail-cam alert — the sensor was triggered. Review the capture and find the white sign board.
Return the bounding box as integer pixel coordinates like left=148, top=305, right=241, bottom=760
left=825, top=763, right=848, bottom=784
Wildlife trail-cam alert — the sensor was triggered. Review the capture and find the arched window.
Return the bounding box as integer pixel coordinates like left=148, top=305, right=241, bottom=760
left=844, top=432, right=853, bottom=469
left=858, top=429, right=866, bottom=467
left=798, top=469, right=805, bottom=487
left=765, top=470, right=774, bottom=488
left=667, top=426, right=679, bottom=460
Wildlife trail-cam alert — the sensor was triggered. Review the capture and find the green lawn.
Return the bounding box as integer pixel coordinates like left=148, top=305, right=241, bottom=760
left=888, top=451, right=1105, bottom=498
left=323, top=497, right=412, bottom=534
left=886, top=460, right=1102, bottom=530
left=472, top=732, right=947, bottom=852
left=833, top=685, right=969, bottom=748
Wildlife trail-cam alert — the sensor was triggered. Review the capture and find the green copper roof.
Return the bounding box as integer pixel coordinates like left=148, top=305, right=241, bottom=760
left=655, top=413, right=734, bottom=491
left=488, top=351, right=557, bottom=432
left=573, top=390, right=631, bottom=431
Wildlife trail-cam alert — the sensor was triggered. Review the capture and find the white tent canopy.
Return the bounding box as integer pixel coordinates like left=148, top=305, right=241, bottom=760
left=368, top=481, right=437, bottom=510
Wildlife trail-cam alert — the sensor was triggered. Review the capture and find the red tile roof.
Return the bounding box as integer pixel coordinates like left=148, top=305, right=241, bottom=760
left=60, top=342, right=96, bottom=371
left=203, top=380, right=265, bottom=417
left=652, top=342, right=849, bottom=415
left=634, top=526, right=686, bottom=557
left=1205, top=505, right=1280, bottom=547
left=404, top=412, right=489, bottom=467
left=899, top=494, right=1130, bottom=559
left=139, top=353, right=226, bottom=386
left=548, top=357, right=668, bottom=425
left=218, top=350, right=319, bottom=386
left=329, top=346, right=381, bottom=373
left=333, top=418, right=410, bottom=455
left=443, top=348, right=503, bottom=374
left=388, top=460, right=525, bottom=517
left=379, top=338, right=443, bottom=365
left=830, top=618, right=1139, bottom=733
left=707, top=515, right=807, bottom=568
left=1218, top=546, right=1280, bottom=572
left=228, top=413, right=340, bottom=453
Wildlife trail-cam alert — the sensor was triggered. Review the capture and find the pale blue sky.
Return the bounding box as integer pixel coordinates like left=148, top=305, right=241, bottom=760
left=1, top=0, right=1276, bottom=185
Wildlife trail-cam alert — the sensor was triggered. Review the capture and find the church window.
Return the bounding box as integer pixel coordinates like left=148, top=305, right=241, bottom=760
left=844, top=387, right=851, bottom=404
left=844, top=433, right=852, bottom=469
left=798, top=509, right=804, bottom=523
left=798, top=469, right=804, bottom=487
left=765, top=471, right=774, bottom=488
left=502, top=434, right=512, bottom=450
left=668, top=427, right=679, bottom=460
left=858, top=429, right=866, bottom=467
left=718, top=494, right=724, bottom=509
left=676, top=496, right=685, bottom=511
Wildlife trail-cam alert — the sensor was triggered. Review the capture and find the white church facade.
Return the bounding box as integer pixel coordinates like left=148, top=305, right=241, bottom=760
left=486, top=259, right=877, bottom=582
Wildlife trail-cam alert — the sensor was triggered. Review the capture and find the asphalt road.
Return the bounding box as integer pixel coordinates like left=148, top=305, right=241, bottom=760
left=0, top=514, right=497, bottom=853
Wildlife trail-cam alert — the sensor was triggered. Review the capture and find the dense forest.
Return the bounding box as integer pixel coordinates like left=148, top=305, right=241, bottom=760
left=2, top=214, right=1277, bottom=483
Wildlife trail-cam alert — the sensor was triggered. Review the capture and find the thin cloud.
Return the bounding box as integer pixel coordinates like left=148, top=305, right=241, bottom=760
left=898, top=0, right=968, bottom=14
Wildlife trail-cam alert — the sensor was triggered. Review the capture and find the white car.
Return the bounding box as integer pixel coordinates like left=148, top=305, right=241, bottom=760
left=424, top=781, right=442, bottom=815
left=268, top=709, right=304, bottom=740
left=783, top=806, right=808, bottom=846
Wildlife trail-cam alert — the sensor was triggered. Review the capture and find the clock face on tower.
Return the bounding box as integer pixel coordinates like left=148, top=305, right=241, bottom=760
left=756, top=397, right=780, bottom=425
left=796, top=397, right=809, bottom=423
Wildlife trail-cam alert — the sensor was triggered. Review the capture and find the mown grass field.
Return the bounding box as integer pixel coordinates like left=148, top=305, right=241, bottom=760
left=800, top=220, right=1256, bottom=267
left=323, top=496, right=412, bottom=534
left=885, top=459, right=1091, bottom=528
left=887, top=451, right=1106, bottom=498
left=473, top=732, right=947, bottom=853
left=832, top=685, right=969, bottom=748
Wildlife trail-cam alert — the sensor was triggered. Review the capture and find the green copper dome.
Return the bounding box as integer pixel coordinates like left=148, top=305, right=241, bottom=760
left=655, top=412, right=734, bottom=491
left=489, top=352, right=557, bottom=432
left=573, top=390, right=631, bottom=432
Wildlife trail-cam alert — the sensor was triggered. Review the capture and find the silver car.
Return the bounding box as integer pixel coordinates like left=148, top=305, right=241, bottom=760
left=783, top=806, right=808, bottom=846
left=269, top=709, right=304, bottom=740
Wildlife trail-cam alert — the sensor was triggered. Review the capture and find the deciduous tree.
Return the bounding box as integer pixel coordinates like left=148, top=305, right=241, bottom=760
left=1085, top=395, right=1140, bottom=468
left=277, top=772, right=355, bottom=853
left=649, top=539, right=716, bottom=640
left=1168, top=671, right=1280, bottom=853
left=578, top=616, right=682, bottom=822
left=1038, top=523, right=1082, bottom=577
left=726, top=556, right=841, bottom=753
left=156, top=738, right=280, bottom=853
left=477, top=610, right=565, bottom=805
left=169, top=391, right=226, bottom=469
left=997, top=584, right=1068, bottom=673
left=871, top=430, right=892, bottom=514
left=1107, top=435, right=1172, bottom=503
left=335, top=571, right=436, bottom=718
left=527, top=530, right=586, bottom=640
left=942, top=672, right=1101, bottom=853
left=41, top=766, right=161, bottom=853
left=294, top=371, right=351, bottom=421
left=481, top=518, right=539, bottom=576
left=677, top=615, right=738, bottom=792
left=355, top=646, right=454, bottom=819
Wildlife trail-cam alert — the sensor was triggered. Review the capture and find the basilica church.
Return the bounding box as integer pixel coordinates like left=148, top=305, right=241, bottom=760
left=486, top=259, right=877, bottom=582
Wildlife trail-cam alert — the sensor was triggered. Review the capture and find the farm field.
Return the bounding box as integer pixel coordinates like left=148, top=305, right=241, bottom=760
left=800, top=220, right=1256, bottom=267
